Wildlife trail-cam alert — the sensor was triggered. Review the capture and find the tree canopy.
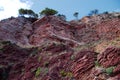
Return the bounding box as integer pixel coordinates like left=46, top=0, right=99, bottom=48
left=39, top=8, right=58, bottom=16
left=73, top=12, right=79, bottom=20
left=88, top=9, right=99, bottom=16
left=57, top=14, right=66, bottom=21
left=18, top=8, right=38, bottom=18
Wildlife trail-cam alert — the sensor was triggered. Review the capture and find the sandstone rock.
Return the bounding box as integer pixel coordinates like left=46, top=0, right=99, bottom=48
left=95, top=19, right=120, bottom=40
left=98, top=47, right=120, bottom=79
left=0, top=42, right=33, bottom=80
left=0, top=13, right=120, bottom=80
left=72, top=51, right=97, bottom=80
left=0, top=17, right=33, bottom=46
left=98, top=47, right=120, bottom=68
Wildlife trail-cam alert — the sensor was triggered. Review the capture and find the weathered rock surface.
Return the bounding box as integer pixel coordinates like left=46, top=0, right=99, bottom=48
left=0, top=41, right=33, bottom=80
left=29, top=16, right=82, bottom=46
left=98, top=47, right=120, bottom=79
left=0, top=12, right=120, bottom=80
left=94, top=19, right=120, bottom=40
left=0, top=17, right=35, bottom=47
left=72, top=51, right=97, bottom=80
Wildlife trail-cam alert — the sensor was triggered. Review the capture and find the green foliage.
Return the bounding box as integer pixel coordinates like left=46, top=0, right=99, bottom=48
left=60, top=70, right=67, bottom=77
left=67, top=72, right=73, bottom=78
left=35, top=67, right=41, bottom=77
left=60, top=70, right=73, bottom=78
left=40, top=8, right=58, bottom=16
left=95, top=61, right=101, bottom=67
left=34, top=67, right=49, bottom=77
left=73, top=12, right=79, bottom=20
left=105, top=66, right=115, bottom=75
left=18, top=8, right=38, bottom=18
left=27, top=10, right=34, bottom=15
left=19, top=8, right=26, bottom=16
left=38, top=56, right=42, bottom=62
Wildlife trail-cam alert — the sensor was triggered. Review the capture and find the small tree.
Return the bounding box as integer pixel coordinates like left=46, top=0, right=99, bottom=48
left=27, top=10, right=38, bottom=18
left=89, top=9, right=99, bottom=16
left=103, top=11, right=109, bottom=14
left=73, top=12, right=79, bottom=20
left=19, top=8, right=27, bottom=16
left=27, top=10, right=35, bottom=15
left=18, top=8, right=38, bottom=18
left=57, top=14, right=66, bottom=21
left=93, top=9, right=99, bottom=14
left=39, top=8, right=58, bottom=16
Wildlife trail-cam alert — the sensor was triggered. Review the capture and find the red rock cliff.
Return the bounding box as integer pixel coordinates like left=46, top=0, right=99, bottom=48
left=0, top=13, right=120, bottom=80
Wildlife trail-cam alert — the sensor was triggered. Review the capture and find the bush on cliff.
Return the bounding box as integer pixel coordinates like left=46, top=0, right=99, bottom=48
left=18, top=8, right=38, bottom=18
left=39, top=8, right=58, bottom=16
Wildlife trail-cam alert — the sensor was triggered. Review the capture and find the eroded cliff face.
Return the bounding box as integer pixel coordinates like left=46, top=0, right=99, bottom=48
left=0, top=13, right=120, bottom=80
left=0, top=17, right=34, bottom=47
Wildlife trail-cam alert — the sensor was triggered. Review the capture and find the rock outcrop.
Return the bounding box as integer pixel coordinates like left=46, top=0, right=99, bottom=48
left=0, top=12, right=120, bottom=80
left=98, top=47, right=120, bottom=79
left=72, top=51, right=97, bottom=80
left=0, top=17, right=36, bottom=47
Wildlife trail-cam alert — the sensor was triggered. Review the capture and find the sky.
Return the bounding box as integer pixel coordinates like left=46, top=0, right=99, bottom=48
left=0, top=0, right=120, bottom=20
left=0, top=0, right=33, bottom=20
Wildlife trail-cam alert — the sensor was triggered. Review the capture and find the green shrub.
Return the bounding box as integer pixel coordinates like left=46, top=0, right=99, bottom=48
left=60, top=70, right=73, bottom=78
left=39, top=8, right=58, bottom=16
left=95, top=61, right=101, bottom=67
left=38, top=56, right=42, bottom=62
left=105, top=66, right=115, bottom=75
left=18, top=8, right=38, bottom=18
left=67, top=72, right=73, bottom=78
left=60, top=70, right=67, bottom=77
left=35, top=67, right=41, bottom=77
left=73, top=12, right=79, bottom=20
